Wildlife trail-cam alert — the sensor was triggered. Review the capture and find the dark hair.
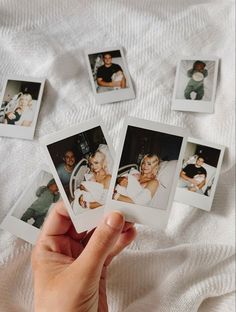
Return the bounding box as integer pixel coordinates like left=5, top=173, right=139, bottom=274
left=193, top=60, right=206, bottom=68
left=197, top=156, right=205, bottom=161
left=103, top=52, right=112, bottom=58
left=64, top=150, right=75, bottom=156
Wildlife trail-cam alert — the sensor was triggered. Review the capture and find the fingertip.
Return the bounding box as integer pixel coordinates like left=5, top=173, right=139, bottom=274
left=104, top=211, right=125, bottom=231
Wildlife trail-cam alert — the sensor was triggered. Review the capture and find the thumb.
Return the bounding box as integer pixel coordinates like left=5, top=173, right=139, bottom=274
left=71, top=211, right=124, bottom=278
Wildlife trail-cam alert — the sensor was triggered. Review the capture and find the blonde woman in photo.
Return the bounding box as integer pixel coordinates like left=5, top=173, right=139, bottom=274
left=114, top=154, right=160, bottom=206
left=72, top=145, right=112, bottom=214
left=5, top=93, right=34, bottom=127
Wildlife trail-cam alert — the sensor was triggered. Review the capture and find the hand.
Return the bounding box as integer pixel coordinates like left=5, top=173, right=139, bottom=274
left=7, top=112, right=15, bottom=120
left=80, top=184, right=87, bottom=191
left=190, top=178, right=198, bottom=186
left=32, top=201, right=136, bottom=312
left=112, top=80, right=122, bottom=88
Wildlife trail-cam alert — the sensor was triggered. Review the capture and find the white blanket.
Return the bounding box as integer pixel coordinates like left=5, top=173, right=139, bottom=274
left=0, top=1, right=235, bottom=311
left=116, top=174, right=153, bottom=205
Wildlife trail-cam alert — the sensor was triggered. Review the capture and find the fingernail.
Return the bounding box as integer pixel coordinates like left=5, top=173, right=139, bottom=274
left=105, top=211, right=124, bottom=230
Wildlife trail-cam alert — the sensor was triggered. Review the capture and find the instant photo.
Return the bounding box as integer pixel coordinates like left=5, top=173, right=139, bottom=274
left=41, top=118, right=114, bottom=232
left=0, top=166, right=59, bottom=244
left=172, top=57, right=219, bottom=113
left=0, top=76, right=45, bottom=139
left=85, top=47, right=135, bottom=105
left=106, top=117, right=188, bottom=229
left=174, top=137, right=225, bottom=211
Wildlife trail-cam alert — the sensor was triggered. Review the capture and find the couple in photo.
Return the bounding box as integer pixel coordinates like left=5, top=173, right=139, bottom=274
left=57, top=145, right=112, bottom=215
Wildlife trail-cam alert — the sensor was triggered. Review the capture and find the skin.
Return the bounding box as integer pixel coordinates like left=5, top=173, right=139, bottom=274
left=97, top=54, right=126, bottom=88
left=18, top=95, right=33, bottom=127
left=63, top=151, right=76, bottom=173
left=32, top=201, right=136, bottom=312
left=194, top=63, right=205, bottom=72
left=48, top=183, right=59, bottom=194
left=79, top=152, right=111, bottom=209
left=180, top=157, right=206, bottom=190
left=115, top=157, right=159, bottom=203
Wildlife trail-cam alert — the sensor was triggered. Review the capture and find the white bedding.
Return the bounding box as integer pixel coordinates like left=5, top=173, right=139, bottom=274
left=0, top=1, right=235, bottom=311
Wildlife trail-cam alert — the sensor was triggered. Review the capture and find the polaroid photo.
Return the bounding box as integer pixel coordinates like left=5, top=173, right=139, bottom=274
left=85, top=47, right=135, bottom=105
left=0, top=165, right=60, bottom=245
left=40, top=117, right=114, bottom=233
left=105, top=117, right=188, bottom=229
left=172, top=57, right=219, bottom=113
left=174, top=137, right=225, bottom=211
left=0, top=76, right=45, bottom=140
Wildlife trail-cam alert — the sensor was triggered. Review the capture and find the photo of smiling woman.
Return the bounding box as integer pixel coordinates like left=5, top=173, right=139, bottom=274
left=47, top=126, right=113, bottom=215
left=113, top=125, right=183, bottom=210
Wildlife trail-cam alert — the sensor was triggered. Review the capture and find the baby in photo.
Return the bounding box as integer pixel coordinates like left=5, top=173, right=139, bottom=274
left=86, top=47, right=135, bottom=105
left=21, top=179, right=60, bottom=228
left=0, top=77, right=45, bottom=139
left=171, top=58, right=219, bottom=113
left=184, top=60, right=208, bottom=100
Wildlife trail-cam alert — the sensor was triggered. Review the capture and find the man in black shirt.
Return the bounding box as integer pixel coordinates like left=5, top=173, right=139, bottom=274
left=179, top=156, right=207, bottom=193
left=96, top=53, right=126, bottom=92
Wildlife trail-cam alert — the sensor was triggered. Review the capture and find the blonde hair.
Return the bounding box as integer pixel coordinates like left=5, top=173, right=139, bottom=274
left=89, top=150, right=107, bottom=172
left=140, top=154, right=160, bottom=176
left=18, top=93, right=33, bottom=109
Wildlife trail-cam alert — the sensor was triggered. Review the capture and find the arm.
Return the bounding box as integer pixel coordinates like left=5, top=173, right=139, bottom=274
left=120, top=74, right=126, bottom=88
left=187, top=69, right=194, bottom=77
left=104, top=175, right=111, bottom=190
left=196, top=177, right=206, bottom=190
left=97, top=78, right=114, bottom=88
left=180, top=170, right=196, bottom=185
left=53, top=193, right=60, bottom=203
left=203, top=69, right=208, bottom=78
left=116, top=194, right=134, bottom=203
left=145, top=179, right=159, bottom=198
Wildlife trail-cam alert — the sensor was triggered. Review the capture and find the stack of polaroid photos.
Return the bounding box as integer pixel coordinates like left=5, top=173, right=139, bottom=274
left=0, top=47, right=225, bottom=244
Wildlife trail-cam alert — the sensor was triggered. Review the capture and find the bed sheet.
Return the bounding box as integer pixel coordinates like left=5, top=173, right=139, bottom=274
left=0, top=1, right=235, bottom=311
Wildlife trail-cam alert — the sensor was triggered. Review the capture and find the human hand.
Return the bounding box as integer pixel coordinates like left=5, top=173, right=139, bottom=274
left=7, top=112, right=15, bottom=120
left=32, top=201, right=136, bottom=312
left=80, top=184, right=87, bottom=191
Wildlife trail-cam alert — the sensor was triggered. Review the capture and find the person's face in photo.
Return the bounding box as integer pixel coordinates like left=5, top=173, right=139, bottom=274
left=141, top=156, right=159, bottom=176
left=196, top=157, right=204, bottom=167
left=49, top=183, right=59, bottom=194
left=64, top=151, right=75, bottom=168
left=89, top=152, right=105, bottom=173
left=194, top=62, right=205, bottom=72
left=103, top=54, right=112, bottom=67
left=19, top=94, right=32, bottom=108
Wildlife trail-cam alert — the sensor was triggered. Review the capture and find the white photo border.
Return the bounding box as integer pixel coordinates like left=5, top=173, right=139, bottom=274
left=85, top=46, right=135, bottom=105
left=105, top=116, right=188, bottom=229
left=40, top=117, right=115, bottom=233
left=0, top=164, right=53, bottom=245
left=0, top=75, right=46, bottom=140
left=171, top=57, right=219, bottom=113
left=174, top=137, right=225, bottom=211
